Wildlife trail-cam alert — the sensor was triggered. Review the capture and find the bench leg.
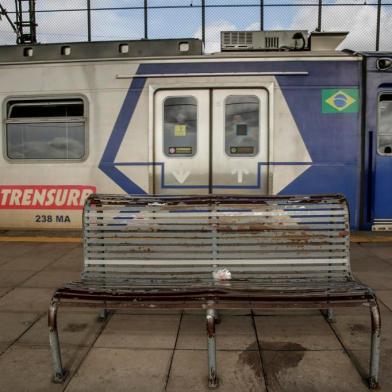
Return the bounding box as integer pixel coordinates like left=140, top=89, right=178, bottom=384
left=369, top=303, right=381, bottom=389
left=48, top=300, right=68, bottom=383
left=206, top=310, right=218, bottom=388
left=210, top=309, right=221, bottom=324
left=99, top=308, right=109, bottom=321
left=326, top=308, right=334, bottom=322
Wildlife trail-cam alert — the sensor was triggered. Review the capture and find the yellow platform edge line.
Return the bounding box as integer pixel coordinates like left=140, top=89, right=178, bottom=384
left=0, top=236, right=82, bottom=243
left=351, top=235, right=392, bottom=243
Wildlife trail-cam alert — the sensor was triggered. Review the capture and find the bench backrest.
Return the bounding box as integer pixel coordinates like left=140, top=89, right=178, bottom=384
left=83, top=194, right=351, bottom=283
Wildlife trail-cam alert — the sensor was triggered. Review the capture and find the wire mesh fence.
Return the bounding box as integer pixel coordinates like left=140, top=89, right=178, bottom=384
left=0, top=0, right=391, bottom=52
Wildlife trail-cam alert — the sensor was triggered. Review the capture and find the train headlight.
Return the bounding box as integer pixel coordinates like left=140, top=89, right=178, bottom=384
left=377, top=58, right=392, bottom=71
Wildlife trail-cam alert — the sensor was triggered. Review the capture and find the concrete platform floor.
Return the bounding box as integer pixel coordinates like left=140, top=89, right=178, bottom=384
left=0, top=242, right=392, bottom=391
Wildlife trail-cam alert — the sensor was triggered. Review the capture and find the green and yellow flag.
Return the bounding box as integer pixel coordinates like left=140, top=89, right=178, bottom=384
left=322, top=89, right=359, bottom=113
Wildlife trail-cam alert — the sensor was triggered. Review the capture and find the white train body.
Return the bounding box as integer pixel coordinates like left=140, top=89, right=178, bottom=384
left=0, top=39, right=374, bottom=229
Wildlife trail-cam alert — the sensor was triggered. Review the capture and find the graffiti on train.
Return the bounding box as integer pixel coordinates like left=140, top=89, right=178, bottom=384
left=0, top=185, right=96, bottom=210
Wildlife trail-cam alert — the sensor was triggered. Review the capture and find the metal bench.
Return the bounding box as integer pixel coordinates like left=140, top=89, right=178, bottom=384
left=49, top=194, right=381, bottom=388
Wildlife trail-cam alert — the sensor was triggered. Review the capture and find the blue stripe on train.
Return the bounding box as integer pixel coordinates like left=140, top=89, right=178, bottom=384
left=99, top=60, right=361, bottom=226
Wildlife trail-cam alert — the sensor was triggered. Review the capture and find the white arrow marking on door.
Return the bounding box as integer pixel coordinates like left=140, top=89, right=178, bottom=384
left=172, top=170, right=190, bottom=184
left=232, top=168, right=249, bottom=184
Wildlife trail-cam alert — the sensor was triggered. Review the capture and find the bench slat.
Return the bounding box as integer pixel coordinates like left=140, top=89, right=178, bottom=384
left=84, top=257, right=348, bottom=265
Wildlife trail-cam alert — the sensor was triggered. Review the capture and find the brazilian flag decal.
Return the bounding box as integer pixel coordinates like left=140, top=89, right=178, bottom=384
left=322, top=89, right=359, bottom=113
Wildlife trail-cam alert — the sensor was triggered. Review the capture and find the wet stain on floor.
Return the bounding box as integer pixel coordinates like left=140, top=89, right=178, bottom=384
left=262, top=341, right=306, bottom=351
left=349, top=323, right=369, bottom=334
left=234, top=341, right=264, bottom=391
left=237, top=342, right=262, bottom=379
left=262, top=341, right=305, bottom=375
left=235, top=341, right=306, bottom=390
left=64, top=323, right=88, bottom=332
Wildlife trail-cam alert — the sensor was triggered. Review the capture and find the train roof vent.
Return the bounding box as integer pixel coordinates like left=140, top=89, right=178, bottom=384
left=221, top=30, right=308, bottom=52
left=222, top=31, right=253, bottom=48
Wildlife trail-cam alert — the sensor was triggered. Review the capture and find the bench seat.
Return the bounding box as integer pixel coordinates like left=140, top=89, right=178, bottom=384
left=48, top=194, right=381, bottom=389
left=55, top=279, right=374, bottom=305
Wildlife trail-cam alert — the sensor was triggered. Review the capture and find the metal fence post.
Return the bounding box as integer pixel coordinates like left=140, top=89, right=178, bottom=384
left=260, top=0, right=264, bottom=31
left=317, top=0, right=322, bottom=32
left=87, top=0, right=91, bottom=42
left=28, top=0, right=37, bottom=44
left=144, top=0, right=148, bottom=39
left=202, top=0, right=205, bottom=46
left=376, top=0, right=381, bottom=51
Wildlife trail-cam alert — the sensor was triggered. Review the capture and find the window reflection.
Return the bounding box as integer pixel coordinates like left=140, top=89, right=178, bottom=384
left=7, top=123, right=85, bottom=159
left=225, top=95, right=259, bottom=156
left=163, top=96, right=197, bottom=157
left=378, top=94, right=392, bottom=156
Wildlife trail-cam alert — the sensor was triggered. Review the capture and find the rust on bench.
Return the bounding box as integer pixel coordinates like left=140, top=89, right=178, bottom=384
left=48, top=194, right=381, bottom=388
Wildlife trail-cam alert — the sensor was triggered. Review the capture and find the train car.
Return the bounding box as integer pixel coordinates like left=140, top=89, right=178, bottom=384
left=0, top=33, right=391, bottom=231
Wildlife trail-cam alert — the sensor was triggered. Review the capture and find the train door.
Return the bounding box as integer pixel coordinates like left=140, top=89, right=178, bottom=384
left=371, top=90, right=392, bottom=230
left=154, top=90, right=210, bottom=194
left=154, top=88, right=268, bottom=194
left=365, top=56, right=392, bottom=230
left=212, top=89, right=268, bottom=194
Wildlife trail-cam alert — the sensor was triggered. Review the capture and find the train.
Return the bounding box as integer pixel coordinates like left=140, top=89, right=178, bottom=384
left=0, top=31, right=391, bottom=230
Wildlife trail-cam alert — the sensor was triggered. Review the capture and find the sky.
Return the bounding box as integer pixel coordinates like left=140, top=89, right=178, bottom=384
left=0, top=0, right=391, bottom=52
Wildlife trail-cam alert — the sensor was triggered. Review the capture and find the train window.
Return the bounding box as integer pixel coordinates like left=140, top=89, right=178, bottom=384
left=7, top=99, right=83, bottom=118
left=5, top=98, right=86, bottom=161
left=378, top=94, right=392, bottom=156
left=225, top=95, right=259, bottom=156
left=163, top=96, right=197, bottom=157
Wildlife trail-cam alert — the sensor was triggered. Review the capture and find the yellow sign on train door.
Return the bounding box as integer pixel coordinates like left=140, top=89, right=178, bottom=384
left=174, top=124, right=187, bottom=136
